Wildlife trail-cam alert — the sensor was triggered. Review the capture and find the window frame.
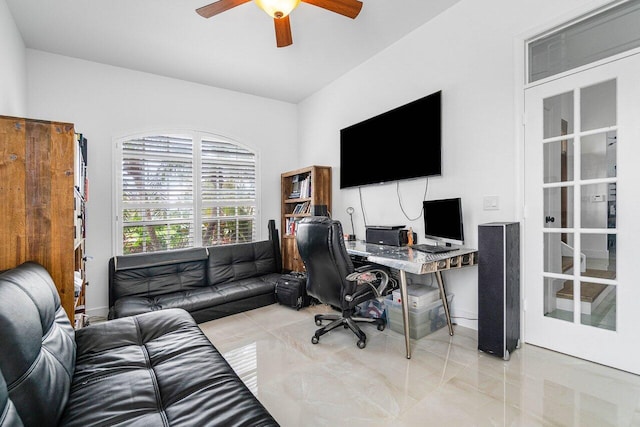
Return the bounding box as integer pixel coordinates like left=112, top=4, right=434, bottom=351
left=112, top=130, right=261, bottom=256
left=525, top=0, right=640, bottom=87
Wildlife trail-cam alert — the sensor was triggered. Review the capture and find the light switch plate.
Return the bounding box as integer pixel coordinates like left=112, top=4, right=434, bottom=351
left=483, top=196, right=499, bottom=210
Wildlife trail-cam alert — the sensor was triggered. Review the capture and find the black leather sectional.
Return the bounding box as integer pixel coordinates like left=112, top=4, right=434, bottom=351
left=109, top=220, right=284, bottom=322
left=0, top=262, right=279, bottom=426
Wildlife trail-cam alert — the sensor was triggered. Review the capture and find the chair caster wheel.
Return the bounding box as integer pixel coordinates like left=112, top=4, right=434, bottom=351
left=377, top=323, right=385, bottom=331
left=311, top=336, right=319, bottom=344
left=357, top=340, right=366, bottom=349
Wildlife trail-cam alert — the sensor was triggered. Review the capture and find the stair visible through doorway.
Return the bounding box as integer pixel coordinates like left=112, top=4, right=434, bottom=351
left=556, top=269, right=616, bottom=315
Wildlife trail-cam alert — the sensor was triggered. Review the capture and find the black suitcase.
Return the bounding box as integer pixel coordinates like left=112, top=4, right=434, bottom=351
left=275, top=273, right=312, bottom=310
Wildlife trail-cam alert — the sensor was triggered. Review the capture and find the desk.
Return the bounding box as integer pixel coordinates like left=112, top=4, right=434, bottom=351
left=346, top=240, right=478, bottom=359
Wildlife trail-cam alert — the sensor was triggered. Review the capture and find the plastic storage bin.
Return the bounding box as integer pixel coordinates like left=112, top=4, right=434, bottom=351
left=391, top=284, right=440, bottom=309
left=387, top=293, right=454, bottom=339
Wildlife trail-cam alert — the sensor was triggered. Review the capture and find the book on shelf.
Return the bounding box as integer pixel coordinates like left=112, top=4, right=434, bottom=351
left=288, top=173, right=312, bottom=199
left=286, top=217, right=302, bottom=236
left=299, top=176, right=311, bottom=198
left=289, top=174, right=301, bottom=199
left=293, top=201, right=310, bottom=214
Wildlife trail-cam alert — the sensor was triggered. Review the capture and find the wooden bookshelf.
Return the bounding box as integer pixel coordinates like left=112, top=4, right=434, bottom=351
left=281, top=166, right=331, bottom=272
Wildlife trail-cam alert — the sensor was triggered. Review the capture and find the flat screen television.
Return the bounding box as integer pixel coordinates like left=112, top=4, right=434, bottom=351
left=339, top=90, right=442, bottom=189
left=422, top=197, right=464, bottom=246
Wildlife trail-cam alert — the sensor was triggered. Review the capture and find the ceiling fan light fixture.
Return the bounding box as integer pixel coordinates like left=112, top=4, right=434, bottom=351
left=254, top=0, right=301, bottom=18
left=196, top=0, right=362, bottom=48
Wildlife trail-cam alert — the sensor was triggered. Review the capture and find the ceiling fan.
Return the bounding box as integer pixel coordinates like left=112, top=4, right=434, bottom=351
left=196, top=0, right=363, bottom=48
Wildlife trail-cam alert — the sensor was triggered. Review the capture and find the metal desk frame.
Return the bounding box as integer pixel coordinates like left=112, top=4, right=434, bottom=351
left=346, top=241, right=477, bottom=359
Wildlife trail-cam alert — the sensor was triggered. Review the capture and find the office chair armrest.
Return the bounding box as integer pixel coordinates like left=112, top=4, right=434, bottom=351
left=352, top=264, right=381, bottom=273
left=346, top=267, right=396, bottom=300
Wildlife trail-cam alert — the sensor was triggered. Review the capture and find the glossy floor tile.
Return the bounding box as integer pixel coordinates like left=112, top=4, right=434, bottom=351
left=199, top=303, right=640, bottom=427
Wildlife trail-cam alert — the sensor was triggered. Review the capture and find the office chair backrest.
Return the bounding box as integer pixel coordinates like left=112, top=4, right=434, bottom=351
left=296, top=216, right=355, bottom=309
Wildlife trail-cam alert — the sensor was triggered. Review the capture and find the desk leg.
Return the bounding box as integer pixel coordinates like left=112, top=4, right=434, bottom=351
left=399, top=269, right=411, bottom=359
left=434, top=271, right=454, bottom=336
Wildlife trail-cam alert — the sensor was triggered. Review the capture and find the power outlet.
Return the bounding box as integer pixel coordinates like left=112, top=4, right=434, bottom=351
left=483, top=196, right=499, bottom=210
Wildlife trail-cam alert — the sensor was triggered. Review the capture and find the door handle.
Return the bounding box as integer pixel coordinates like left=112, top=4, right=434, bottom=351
left=545, top=216, right=555, bottom=223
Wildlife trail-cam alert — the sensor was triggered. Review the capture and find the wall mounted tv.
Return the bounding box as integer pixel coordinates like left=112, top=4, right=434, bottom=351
left=339, top=90, right=441, bottom=189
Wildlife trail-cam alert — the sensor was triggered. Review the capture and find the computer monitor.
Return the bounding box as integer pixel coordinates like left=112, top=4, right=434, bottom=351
left=422, top=197, right=465, bottom=246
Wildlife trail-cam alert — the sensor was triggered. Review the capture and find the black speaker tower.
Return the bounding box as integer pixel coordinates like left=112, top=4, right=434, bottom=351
left=478, top=222, right=520, bottom=360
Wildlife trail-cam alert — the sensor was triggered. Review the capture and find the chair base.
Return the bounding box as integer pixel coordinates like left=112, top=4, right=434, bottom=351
left=312, top=310, right=386, bottom=349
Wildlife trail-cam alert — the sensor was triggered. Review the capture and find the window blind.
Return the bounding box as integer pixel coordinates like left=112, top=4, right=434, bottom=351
left=201, top=138, right=256, bottom=246
left=119, top=133, right=257, bottom=254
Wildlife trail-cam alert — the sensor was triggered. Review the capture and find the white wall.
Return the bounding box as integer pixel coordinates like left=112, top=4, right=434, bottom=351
left=26, top=50, right=298, bottom=318
left=298, top=0, right=607, bottom=328
left=0, top=0, right=26, bottom=116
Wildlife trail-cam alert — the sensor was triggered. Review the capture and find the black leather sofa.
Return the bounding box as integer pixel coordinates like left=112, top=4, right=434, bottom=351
left=109, top=220, right=284, bottom=322
left=0, top=261, right=279, bottom=427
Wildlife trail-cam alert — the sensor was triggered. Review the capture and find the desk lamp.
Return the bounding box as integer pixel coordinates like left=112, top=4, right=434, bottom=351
left=346, top=207, right=356, bottom=241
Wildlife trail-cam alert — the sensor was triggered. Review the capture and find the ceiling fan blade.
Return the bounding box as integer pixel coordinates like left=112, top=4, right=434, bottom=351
left=301, top=0, right=363, bottom=19
left=196, top=0, right=251, bottom=18
left=274, top=16, right=293, bottom=48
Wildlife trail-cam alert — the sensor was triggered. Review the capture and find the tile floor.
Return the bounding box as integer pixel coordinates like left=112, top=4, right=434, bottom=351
left=198, top=303, right=640, bottom=427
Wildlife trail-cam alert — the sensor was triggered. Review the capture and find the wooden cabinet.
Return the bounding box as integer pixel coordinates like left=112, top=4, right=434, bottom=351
left=281, top=166, right=331, bottom=272
left=0, top=116, right=87, bottom=325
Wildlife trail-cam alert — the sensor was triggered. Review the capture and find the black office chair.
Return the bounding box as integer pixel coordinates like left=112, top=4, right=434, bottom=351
left=296, top=216, right=396, bottom=349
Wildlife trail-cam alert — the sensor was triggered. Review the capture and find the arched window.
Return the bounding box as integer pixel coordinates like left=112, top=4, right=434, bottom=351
left=114, top=131, right=258, bottom=255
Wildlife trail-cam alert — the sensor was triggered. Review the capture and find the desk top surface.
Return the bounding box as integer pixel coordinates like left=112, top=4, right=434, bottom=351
left=346, top=240, right=477, bottom=275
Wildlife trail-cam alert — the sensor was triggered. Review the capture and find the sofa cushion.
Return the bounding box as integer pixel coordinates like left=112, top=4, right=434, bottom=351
left=207, top=240, right=279, bottom=286
left=0, top=262, right=76, bottom=427
left=109, top=247, right=209, bottom=306
left=60, top=308, right=278, bottom=426
left=213, top=273, right=283, bottom=300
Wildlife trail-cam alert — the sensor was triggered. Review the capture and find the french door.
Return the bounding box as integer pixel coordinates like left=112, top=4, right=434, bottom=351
left=523, top=52, right=640, bottom=375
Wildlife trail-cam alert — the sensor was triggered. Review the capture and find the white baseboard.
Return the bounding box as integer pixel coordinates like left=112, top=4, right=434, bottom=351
left=451, top=308, right=478, bottom=330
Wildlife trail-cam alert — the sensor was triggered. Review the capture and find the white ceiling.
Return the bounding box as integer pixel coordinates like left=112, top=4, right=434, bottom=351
left=6, top=0, right=460, bottom=104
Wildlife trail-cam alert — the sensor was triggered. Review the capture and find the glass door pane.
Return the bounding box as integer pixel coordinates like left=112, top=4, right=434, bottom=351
left=541, top=79, right=617, bottom=330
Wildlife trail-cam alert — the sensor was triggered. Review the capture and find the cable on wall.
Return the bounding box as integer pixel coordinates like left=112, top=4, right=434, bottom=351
left=358, top=186, right=368, bottom=226
left=357, top=177, right=430, bottom=228
left=397, top=177, right=430, bottom=222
